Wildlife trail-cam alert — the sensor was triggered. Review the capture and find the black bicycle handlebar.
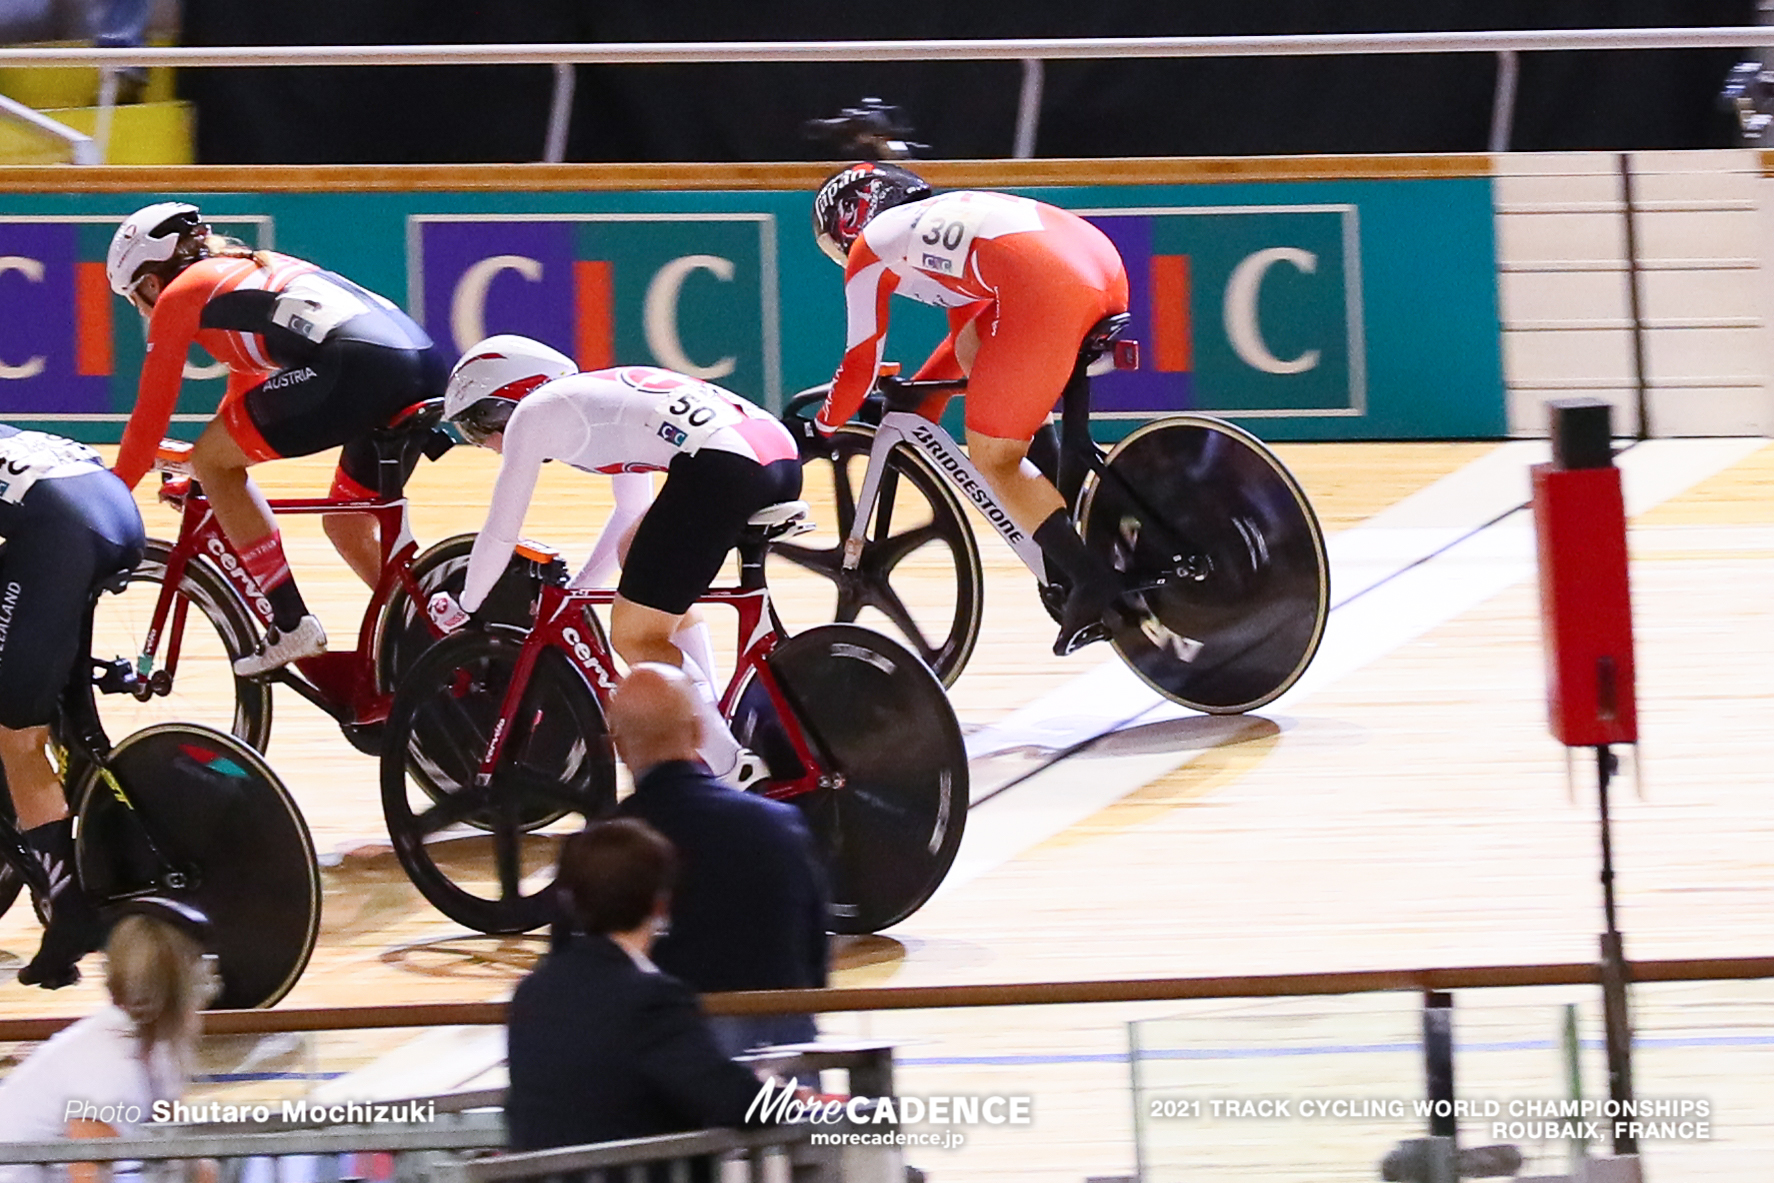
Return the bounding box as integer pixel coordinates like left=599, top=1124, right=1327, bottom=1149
left=783, top=387, right=830, bottom=420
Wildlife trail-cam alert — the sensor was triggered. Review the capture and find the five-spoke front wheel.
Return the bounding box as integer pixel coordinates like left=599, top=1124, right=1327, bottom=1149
left=769, top=426, right=983, bottom=686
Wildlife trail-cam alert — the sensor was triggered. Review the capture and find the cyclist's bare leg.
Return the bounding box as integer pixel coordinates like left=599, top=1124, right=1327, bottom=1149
left=0, top=725, right=65, bottom=830
left=601, top=504, right=719, bottom=690
left=191, top=420, right=277, bottom=546
left=321, top=512, right=383, bottom=587
left=611, top=596, right=745, bottom=777
left=965, top=431, right=1064, bottom=534
left=967, top=430, right=1123, bottom=655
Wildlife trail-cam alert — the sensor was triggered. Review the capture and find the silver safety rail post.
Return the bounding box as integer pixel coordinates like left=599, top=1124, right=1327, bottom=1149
left=0, top=92, right=99, bottom=164
left=4, top=28, right=1774, bottom=162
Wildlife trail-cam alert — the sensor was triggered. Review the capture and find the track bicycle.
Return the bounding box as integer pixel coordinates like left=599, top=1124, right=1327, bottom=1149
left=99, top=401, right=531, bottom=755
left=379, top=502, right=969, bottom=936
left=775, top=315, right=1331, bottom=713
left=0, top=578, right=320, bottom=1008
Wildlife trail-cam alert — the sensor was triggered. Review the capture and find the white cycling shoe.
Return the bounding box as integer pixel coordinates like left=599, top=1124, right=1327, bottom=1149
left=726, top=749, right=772, bottom=792
left=234, top=615, right=327, bottom=677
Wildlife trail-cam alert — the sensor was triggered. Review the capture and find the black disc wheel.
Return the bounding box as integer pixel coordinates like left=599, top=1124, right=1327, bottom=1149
left=1080, top=416, right=1329, bottom=714
left=381, top=629, right=617, bottom=934
left=769, top=426, right=983, bottom=686
left=74, top=724, right=320, bottom=1009
left=90, top=539, right=272, bottom=751
left=728, top=624, right=967, bottom=934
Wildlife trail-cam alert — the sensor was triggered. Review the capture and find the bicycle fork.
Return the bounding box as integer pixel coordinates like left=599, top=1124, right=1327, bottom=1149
left=841, top=424, right=904, bottom=572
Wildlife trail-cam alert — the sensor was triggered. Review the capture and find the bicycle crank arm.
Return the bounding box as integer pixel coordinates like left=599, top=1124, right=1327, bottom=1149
left=267, top=669, right=357, bottom=725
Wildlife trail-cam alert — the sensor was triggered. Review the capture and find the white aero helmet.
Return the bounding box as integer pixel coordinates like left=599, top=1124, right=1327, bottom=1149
left=106, top=201, right=205, bottom=299
left=444, top=334, right=578, bottom=445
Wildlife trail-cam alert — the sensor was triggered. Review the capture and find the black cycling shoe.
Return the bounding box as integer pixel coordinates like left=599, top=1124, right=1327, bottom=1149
left=17, top=890, right=102, bottom=989
left=1051, top=580, right=1130, bottom=657
left=1037, top=579, right=1069, bottom=627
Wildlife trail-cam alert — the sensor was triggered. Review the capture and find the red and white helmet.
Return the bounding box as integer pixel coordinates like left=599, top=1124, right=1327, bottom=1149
left=444, top=335, right=578, bottom=445
left=106, top=201, right=205, bottom=300
left=811, top=161, right=932, bottom=266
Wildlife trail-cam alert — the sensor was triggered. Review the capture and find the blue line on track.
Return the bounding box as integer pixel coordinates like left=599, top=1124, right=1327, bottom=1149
left=899, top=1032, right=1774, bottom=1068
left=194, top=1072, right=347, bottom=1083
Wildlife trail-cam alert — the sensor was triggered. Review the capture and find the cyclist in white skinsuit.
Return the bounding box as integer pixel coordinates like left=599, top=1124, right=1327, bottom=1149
left=431, top=337, right=802, bottom=787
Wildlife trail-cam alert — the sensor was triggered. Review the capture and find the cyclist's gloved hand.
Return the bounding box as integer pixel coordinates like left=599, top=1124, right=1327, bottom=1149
left=857, top=390, right=886, bottom=427
left=427, top=591, right=471, bottom=634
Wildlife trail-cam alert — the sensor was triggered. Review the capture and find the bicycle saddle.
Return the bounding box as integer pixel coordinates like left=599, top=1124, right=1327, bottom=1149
left=372, top=398, right=455, bottom=468
left=1079, top=313, right=1131, bottom=358
left=1075, top=314, right=1134, bottom=375
left=376, top=399, right=446, bottom=438
left=744, top=500, right=814, bottom=541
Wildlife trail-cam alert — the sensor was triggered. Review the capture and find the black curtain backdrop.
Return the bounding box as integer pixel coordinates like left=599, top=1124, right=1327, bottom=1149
left=178, top=1, right=1757, bottom=164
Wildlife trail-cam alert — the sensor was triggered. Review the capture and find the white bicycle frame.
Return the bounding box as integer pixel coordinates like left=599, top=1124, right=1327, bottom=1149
left=839, top=406, right=1208, bottom=665
left=841, top=410, right=1051, bottom=578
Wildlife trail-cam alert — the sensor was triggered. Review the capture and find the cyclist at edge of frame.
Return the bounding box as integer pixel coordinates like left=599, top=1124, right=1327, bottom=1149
left=427, top=336, right=802, bottom=791
left=0, top=425, right=146, bottom=988
left=106, top=202, right=451, bottom=677
left=797, top=161, right=1133, bottom=657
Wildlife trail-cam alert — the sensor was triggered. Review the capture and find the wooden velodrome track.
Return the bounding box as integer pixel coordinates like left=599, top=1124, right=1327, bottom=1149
left=0, top=436, right=1768, bottom=1180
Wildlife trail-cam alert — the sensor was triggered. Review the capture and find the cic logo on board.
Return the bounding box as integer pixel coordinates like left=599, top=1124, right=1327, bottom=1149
left=1087, top=206, right=1365, bottom=420
left=410, top=215, right=775, bottom=401
left=0, top=216, right=263, bottom=420
left=0, top=221, right=118, bottom=412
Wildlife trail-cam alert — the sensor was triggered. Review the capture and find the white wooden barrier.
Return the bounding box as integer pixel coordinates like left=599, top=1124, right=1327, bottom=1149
left=1495, top=149, right=1774, bottom=437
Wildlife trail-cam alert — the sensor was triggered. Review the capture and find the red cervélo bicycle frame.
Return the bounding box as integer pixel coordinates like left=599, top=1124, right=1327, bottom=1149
left=148, top=468, right=440, bottom=728
left=471, top=543, right=830, bottom=803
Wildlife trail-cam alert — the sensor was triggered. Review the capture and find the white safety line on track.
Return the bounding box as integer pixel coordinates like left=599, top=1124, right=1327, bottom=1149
left=934, top=438, right=1766, bottom=901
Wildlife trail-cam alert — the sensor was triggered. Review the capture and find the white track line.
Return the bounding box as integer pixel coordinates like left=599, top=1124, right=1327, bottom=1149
left=933, top=438, right=1766, bottom=900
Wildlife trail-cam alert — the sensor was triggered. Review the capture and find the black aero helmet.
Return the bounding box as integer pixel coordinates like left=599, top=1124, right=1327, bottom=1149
left=812, top=162, right=932, bottom=266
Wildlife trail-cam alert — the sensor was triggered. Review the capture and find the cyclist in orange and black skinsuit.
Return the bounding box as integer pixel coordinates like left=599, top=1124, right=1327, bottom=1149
left=107, top=203, right=448, bottom=676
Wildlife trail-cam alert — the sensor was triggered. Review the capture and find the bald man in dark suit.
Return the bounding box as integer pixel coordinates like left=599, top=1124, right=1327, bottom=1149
left=610, top=663, right=829, bottom=1055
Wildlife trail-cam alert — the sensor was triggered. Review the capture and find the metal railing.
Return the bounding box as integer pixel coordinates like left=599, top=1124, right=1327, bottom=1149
left=1, top=954, right=1771, bottom=1045
left=0, top=1047, right=893, bottom=1183
left=441, top=1127, right=831, bottom=1183
left=1, top=26, right=1770, bottom=164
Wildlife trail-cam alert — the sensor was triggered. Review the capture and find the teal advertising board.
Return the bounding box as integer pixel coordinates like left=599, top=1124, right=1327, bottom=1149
left=0, top=178, right=1502, bottom=443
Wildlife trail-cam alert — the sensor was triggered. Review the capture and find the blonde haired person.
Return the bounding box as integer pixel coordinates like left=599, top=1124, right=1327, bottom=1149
left=0, top=902, right=216, bottom=1181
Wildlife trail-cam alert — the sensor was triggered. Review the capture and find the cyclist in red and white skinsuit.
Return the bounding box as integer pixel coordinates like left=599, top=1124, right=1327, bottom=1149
left=802, top=162, right=1131, bottom=655
left=431, top=336, right=801, bottom=787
